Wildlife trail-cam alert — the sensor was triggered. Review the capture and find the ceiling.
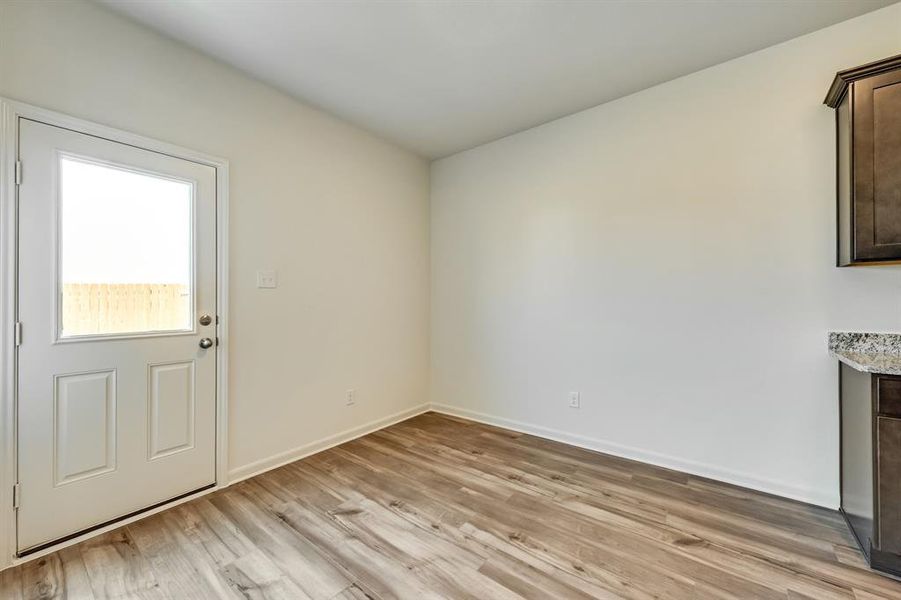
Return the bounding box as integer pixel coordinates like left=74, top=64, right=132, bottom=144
left=98, top=0, right=895, bottom=159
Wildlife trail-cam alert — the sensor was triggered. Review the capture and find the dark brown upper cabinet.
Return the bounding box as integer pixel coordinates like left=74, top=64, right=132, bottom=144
left=826, top=55, right=901, bottom=267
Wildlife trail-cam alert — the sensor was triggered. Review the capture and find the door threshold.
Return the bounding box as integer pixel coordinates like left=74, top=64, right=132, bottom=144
left=17, top=482, right=215, bottom=558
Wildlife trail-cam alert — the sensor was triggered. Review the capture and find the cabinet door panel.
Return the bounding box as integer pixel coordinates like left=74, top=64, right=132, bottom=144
left=877, top=416, right=901, bottom=553
left=854, top=70, right=901, bottom=261
left=873, top=81, right=901, bottom=246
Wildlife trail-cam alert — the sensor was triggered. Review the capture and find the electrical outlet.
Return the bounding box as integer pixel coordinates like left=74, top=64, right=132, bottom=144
left=346, top=389, right=356, bottom=406
left=569, top=391, right=581, bottom=409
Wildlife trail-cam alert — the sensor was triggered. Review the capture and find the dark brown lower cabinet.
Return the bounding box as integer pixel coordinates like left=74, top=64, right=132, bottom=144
left=840, top=363, right=901, bottom=576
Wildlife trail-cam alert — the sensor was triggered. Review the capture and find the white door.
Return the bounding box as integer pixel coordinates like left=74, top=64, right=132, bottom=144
left=16, top=119, right=217, bottom=553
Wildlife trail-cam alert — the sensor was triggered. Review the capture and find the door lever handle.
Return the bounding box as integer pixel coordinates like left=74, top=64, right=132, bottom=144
left=199, top=337, right=214, bottom=349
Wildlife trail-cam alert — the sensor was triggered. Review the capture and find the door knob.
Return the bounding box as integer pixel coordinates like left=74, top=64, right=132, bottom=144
left=199, top=337, right=214, bottom=349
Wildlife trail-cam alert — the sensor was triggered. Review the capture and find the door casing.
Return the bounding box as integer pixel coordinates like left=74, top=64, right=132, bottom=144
left=0, top=97, right=230, bottom=570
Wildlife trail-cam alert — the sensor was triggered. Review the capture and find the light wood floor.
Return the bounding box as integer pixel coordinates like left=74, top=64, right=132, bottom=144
left=2, top=412, right=900, bottom=599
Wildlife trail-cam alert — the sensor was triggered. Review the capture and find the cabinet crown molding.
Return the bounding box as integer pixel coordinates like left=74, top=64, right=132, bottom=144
left=825, top=53, right=901, bottom=108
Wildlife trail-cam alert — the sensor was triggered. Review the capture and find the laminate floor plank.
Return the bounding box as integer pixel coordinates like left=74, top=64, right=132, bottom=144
left=78, top=531, right=166, bottom=599
left=2, top=412, right=900, bottom=599
left=208, top=487, right=351, bottom=599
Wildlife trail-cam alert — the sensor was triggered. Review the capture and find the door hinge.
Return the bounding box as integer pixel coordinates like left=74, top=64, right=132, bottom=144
left=14, top=160, right=22, bottom=186
left=14, top=321, right=21, bottom=347
left=12, top=484, right=19, bottom=510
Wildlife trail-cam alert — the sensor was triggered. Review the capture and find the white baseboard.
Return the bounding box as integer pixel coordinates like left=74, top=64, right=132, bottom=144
left=227, top=403, right=430, bottom=484
left=431, top=403, right=839, bottom=509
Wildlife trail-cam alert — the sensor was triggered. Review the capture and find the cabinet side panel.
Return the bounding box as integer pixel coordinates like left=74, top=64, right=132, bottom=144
left=838, top=93, right=853, bottom=266
left=842, top=364, right=874, bottom=550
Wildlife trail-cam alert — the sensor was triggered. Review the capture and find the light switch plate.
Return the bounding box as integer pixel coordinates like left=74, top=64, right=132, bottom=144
left=257, top=270, right=278, bottom=289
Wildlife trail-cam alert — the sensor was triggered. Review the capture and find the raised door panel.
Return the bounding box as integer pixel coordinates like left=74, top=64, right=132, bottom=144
left=148, top=361, right=195, bottom=460
left=54, top=370, right=116, bottom=486
left=873, top=81, right=901, bottom=246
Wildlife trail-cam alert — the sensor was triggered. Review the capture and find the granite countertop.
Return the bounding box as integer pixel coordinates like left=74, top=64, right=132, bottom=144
left=829, top=332, right=901, bottom=375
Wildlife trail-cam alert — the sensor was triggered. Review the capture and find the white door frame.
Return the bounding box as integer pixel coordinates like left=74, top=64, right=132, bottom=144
left=0, top=98, right=230, bottom=570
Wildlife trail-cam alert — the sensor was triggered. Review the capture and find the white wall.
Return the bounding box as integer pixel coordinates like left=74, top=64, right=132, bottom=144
left=0, top=0, right=430, bottom=482
left=431, top=4, right=901, bottom=508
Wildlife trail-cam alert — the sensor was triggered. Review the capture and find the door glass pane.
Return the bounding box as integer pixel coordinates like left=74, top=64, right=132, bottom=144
left=59, top=156, right=193, bottom=338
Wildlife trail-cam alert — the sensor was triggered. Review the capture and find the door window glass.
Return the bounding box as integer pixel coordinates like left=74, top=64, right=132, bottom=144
left=59, top=156, right=193, bottom=338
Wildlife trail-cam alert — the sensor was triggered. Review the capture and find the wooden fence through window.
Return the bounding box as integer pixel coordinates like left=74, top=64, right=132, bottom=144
left=61, top=283, right=190, bottom=336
